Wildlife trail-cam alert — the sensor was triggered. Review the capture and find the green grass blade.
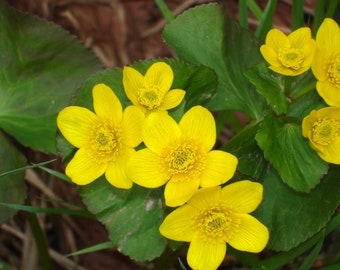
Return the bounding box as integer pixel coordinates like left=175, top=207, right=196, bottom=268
left=239, top=0, right=249, bottom=29
left=155, top=0, right=174, bottom=22
left=246, top=0, right=263, bottom=19
left=25, top=200, right=53, bottom=270
left=0, top=159, right=57, bottom=177
left=313, top=0, right=325, bottom=36
left=67, top=241, right=114, bottom=257
left=0, top=202, right=94, bottom=219
left=298, top=234, right=325, bottom=270
left=292, top=0, right=304, bottom=30
left=38, top=166, right=72, bottom=183
left=255, top=0, right=278, bottom=41
left=325, top=0, right=339, bottom=18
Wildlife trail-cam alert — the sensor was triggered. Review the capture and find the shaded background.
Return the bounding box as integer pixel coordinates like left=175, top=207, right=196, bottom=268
left=1, top=1, right=319, bottom=269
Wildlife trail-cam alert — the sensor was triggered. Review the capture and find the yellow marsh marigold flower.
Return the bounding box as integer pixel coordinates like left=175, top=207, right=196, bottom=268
left=260, top=27, right=315, bottom=76
left=57, top=83, right=144, bottom=188
left=312, top=18, right=340, bottom=106
left=128, top=106, right=238, bottom=207
left=159, top=181, right=269, bottom=270
left=302, top=106, right=340, bottom=164
left=123, top=62, right=185, bottom=114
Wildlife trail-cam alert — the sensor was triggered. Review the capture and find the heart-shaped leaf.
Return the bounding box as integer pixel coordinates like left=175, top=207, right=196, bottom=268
left=0, top=2, right=101, bottom=153
left=163, top=3, right=267, bottom=119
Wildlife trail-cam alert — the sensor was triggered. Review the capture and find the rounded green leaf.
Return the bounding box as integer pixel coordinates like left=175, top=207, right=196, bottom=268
left=254, top=165, right=340, bottom=251
left=163, top=3, right=267, bottom=119
left=0, top=2, right=101, bottom=153
left=256, top=114, right=328, bottom=192
left=79, top=178, right=167, bottom=261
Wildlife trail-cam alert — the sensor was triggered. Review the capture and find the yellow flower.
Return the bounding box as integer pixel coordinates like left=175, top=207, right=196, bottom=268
left=57, top=83, right=144, bottom=188
left=159, top=181, right=269, bottom=270
left=311, top=18, right=340, bottom=106
left=260, top=27, right=315, bottom=76
left=128, top=106, right=238, bottom=207
left=123, top=62, right=185, bottom=114
left=302, top=106, right=340, bottom=164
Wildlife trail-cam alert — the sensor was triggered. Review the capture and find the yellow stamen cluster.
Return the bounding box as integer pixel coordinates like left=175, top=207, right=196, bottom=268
left=278, top=48, right=304, bottom=70
left=162, top=138, right=204, bottom=181
left=195, top=204, right=233, bottom=244
left=312, top=117, right=340, bottom=146
left=137, top=86, right=164, bottom=110
left=91, top=120, right=121, bottom=163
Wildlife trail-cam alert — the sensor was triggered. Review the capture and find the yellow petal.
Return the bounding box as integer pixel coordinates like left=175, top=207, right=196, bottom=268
left=105, top=147, right=134, bottom=189
left=143, top=111, right=181, bottom=155
left=164, top=178, right=200, bottom=207
left=92, top=83, right=122, bottom=124
left=179, top=106, right=216, bottom=152
left=121, top=106, right=145, bottom=147
left=302, top=109, right=318, bottom=138
left=144, top=62, right=174, bottom=92
left=57, top=106, right=97, bottom=148
left=227, top=213, right=269, bottom=253
left=288, top=27, right=312, bottom=49
left=316, top=80, right=340, bottom=106
left=265, top=28, right=290, bottom=52
left=311, top=48, right=328, bottom=81
left=269, top=65, right=309, bottom=76
left=187, top=235, right=226, bottom=270
left=318, top=137, right=340, bottom=164
left=221, top=180, right=263, bottom=213
left=187, top=186, right=221, bottom=209
left=128, top=148, right=168, bottom=188
left=123, top=66, right=144, bottom=106
left=316, top=18, right=340, bottom=56
left=302, top=39, right=315, bottom=69
left=159, top=204, right=197, bottom=242
left=66, top=148, right=106, bottom=185
left=158, top=89, right=186, bottom=110
left=200, top=150, right=238, bottom=187
left=260, top=45, right=281, bottom=67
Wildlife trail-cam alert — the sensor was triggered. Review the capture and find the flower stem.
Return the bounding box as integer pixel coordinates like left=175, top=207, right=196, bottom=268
left=155, top=0, right=174, bottom=23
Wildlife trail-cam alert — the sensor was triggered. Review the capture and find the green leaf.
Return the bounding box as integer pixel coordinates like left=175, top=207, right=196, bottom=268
left=79, top=179, right=166, bottom=261
left=0, top=130, right=26, bottom=223
left=245, top=62, right=287, bottom=115
left=222, top=122, right=267, bottom=180
left=162, top=3, right=266, bottom=119
left=254, top=165, right=340, bottom=251
left=256, top=114, right=328, bottom=192
left=0, top=2, right=101, bottom=153
left=287, top=90, right=326, bottom=118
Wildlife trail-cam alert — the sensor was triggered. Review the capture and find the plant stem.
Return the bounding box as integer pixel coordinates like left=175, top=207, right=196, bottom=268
left=155, top=0, right=174, bottom=23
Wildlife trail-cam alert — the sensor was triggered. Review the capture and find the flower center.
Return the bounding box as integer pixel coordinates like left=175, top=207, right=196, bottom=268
left=278, top=47, right=304, bottom=70
left=137, top=86, right=164, bottom=110
left=327, top=54, right=340, bottom=87
left=91, top=120, right=121, bottom=163
left=195, top=204, right=236, bottom=244
left=312, top=117, right=340, bottom=145
left=162, top=139, right=204, bottom=182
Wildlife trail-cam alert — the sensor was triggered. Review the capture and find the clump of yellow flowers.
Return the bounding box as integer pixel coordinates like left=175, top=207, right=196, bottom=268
left=57, top=62, right=269, bottom=270
left=261, top=18, right=340, bottom=165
